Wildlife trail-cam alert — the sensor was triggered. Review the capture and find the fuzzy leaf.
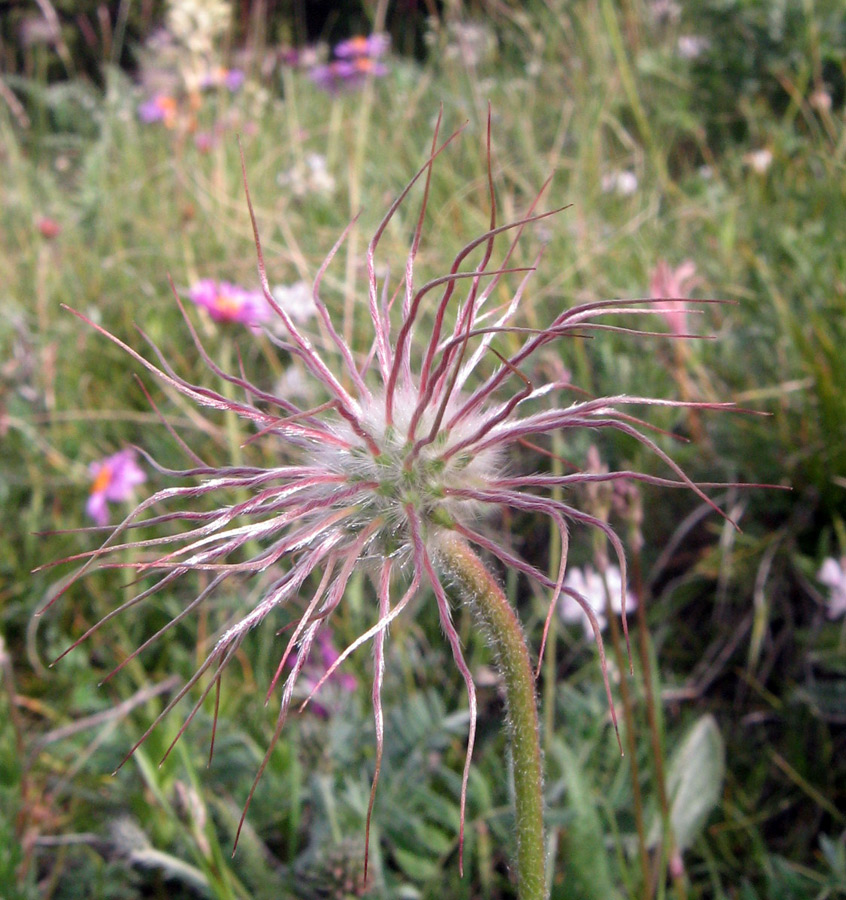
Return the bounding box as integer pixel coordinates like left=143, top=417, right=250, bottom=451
left=650, top=714, right=725, bottom=853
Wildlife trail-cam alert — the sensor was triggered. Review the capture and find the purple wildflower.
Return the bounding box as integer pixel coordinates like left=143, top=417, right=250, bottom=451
left=277, top=46, right=300, bottom=67
left=309, top=58, right=388, bottom=93
left=223, top=68, right=245, bottom=92
left=86, top=449, right=146, bottom=527
left=310, top=33, right=389, bottom=93
left=47, top=112, right=737, bottom=874
left=186, top=279, right=269, bottom=328
left=199, top=66, right=246, bottom=92
left=308, top=61, right=349, bottom=93
left=137, top=93, right=178, bottom=127
left=334, top=33, right=390, bottom=59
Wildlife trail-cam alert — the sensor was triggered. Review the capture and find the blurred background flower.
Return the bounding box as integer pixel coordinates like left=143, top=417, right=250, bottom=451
left=561, top=565, right=638, bottom=637
left=289, top=628, right=358, bottom=718
left=35, top=216, right=61, bottom=239
left=277, top=152, right=336, bottom=198
left=271, top=281, right=315, bottom=324
left=650, top=259, right=699, bottom=335
left=817, top=557, right=846, bottom=618
left=308, top=33, right=389, bottom=93
left=86, top=449, right=146, bottom=526
left=137, top=93, right=178, bottom=126
left=186, top=279, right=269, bottom=328
left=601, top=169, right=638, bottom=195
left=198, top=66, right=245, bottom=92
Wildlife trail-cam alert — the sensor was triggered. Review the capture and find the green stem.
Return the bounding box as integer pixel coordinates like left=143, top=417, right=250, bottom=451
left=631, top=549, right=686, bottom=900
left=439, top=534, right=546, bottom=900
left=605, top=587, right=651, bottom=895
left=600, top=0, right=671, bottom=193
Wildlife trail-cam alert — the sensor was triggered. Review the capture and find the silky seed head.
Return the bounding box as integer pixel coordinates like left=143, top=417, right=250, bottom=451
left=46, top=111, right=735, bottom=874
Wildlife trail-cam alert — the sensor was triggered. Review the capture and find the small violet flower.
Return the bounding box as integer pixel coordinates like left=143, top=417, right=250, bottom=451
left=817, top=557, right=846, bottom=619
left=560, top=565, right=637, bottom=638
left=334, top=33, right=390, bottom=59
left=309, top=33, right=389, bottom=93
left=283, top=44, right=323, bottom=70
left=137, top=93, right=179, bottom=127
left=187, top=279, right=269, bottom=328
left=87, top=449, right=146, bottom=527
left=309, top=58, right=389, bottom=93
left=199, top=66, right=245, bottom=92
left=649, top=0, right=681, bottom=24
left=649, top=259, right=699, bottom=336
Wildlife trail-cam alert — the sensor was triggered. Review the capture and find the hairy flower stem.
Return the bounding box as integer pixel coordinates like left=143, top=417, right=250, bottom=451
left=439, top=534, right=546, bottom=900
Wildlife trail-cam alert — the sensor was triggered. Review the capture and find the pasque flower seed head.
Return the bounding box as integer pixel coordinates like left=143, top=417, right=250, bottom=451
left=43, top=110, right=737, bottom=872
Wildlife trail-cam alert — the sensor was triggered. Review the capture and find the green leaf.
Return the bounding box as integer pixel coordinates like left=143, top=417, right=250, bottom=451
left=554, top=739, right=620, bottom=900
left=651, top=714, right=725, bottom=853
left=393, top=846, right=440, bottom=881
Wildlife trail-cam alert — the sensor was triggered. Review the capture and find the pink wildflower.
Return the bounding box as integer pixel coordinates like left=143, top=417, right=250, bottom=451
left=36, top=216, right=61, bottom=239
left=194, top=131, right=216, bottom=153
left=47, top=112, right=737, bottom=873
left=290, top=628, right=358, bottom=717
left=86, top=449, right=146, bottom=527
left=650, top=259, right=699, bottom=335
left=186, top=279, right=269, bottom=328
